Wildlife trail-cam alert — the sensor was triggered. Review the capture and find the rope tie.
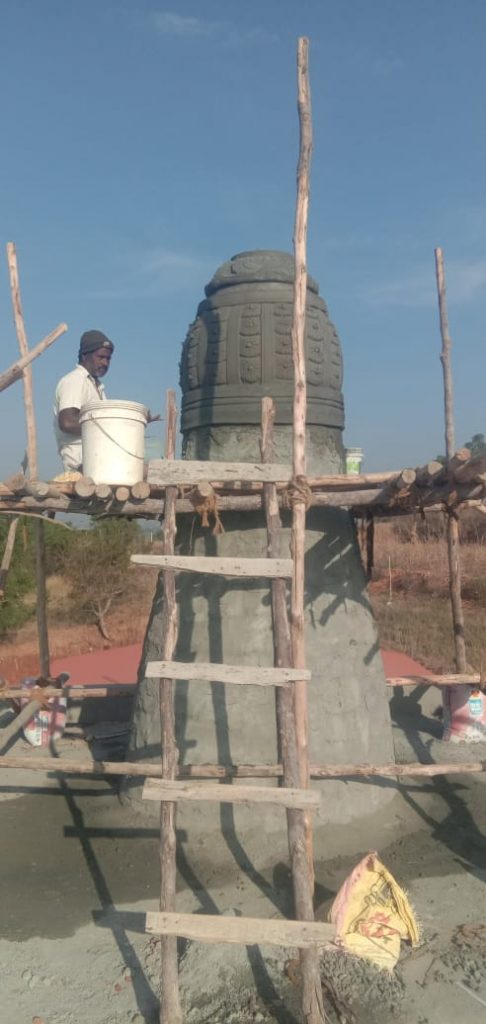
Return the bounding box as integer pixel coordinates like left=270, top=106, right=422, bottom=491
left=186, top=482, right=225, bottom=535
left=283, top=475, right=313, bottom=510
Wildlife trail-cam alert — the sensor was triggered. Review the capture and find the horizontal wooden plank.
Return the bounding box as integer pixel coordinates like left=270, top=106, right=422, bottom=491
left=142, top=777, right=320, bottom=810
left=386, top=674, right=481, bottom=688
left=147, top=460, right=292, bottom=486
left=145, top=661, right=310, bottom=687
left=131, top=554, right=294, bottom=578
left=145, top=911, right=335, bottom=948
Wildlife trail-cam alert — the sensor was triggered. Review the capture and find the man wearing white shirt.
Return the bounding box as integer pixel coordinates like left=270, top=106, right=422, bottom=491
left=53, top=329, right=114, bottom=471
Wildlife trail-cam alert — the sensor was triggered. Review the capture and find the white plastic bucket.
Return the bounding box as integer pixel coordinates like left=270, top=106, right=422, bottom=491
left=345, top=447, right=364, bottom=475
left=80, top=400, right=148, bottom=484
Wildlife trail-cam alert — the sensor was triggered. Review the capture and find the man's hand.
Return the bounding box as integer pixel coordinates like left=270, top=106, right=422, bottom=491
left=146, top=411, right=162, bottom=424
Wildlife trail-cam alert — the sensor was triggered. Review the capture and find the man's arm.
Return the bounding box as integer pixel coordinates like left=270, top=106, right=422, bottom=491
left=58, top=407, right=81, bottom=435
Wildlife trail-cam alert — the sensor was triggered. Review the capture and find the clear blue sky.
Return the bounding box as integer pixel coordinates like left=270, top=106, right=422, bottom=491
left=1, top=0, right=485, bottom=477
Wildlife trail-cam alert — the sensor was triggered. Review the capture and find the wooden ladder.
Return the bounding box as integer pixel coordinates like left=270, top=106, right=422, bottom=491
left=131, top=391, right=329, bottom=1024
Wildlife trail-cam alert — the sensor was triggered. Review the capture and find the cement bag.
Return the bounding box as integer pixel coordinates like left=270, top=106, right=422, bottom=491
left=330, top=851, right=420, bottom=970
left=21, top=675, right=68, bottom=747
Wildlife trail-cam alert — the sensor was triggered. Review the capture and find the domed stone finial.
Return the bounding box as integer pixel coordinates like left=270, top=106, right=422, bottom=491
left=179, top=249, right=344, bottom=433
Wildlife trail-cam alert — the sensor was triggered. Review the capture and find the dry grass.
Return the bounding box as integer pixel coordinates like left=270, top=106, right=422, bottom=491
left=370, top=520, right=486, bottom=673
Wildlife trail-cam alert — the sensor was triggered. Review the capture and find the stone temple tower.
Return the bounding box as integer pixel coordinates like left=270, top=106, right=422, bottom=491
left=125, top=250, right=394, bottom=870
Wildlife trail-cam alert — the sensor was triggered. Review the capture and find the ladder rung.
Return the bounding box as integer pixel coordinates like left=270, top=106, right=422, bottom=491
left=145, top=911, right=335, bottom=948
left=147, top=460, right=292, bottom=486
left=131, top=554, right=293, bottom=578
left=145, top=660, right=310, bottom=687
left=142, top=778, right=319, bottom=810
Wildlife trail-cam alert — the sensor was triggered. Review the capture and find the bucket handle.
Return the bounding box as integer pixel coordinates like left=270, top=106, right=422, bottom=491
left=84, top=414, right=145, bottom=462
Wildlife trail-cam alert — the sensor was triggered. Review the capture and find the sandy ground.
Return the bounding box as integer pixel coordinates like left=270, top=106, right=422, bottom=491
left=1, top=682, right=486, bottom=1024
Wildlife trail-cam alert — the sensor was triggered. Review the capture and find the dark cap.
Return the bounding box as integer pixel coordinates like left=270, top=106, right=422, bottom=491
left=79, top=330, right=114, bottom=356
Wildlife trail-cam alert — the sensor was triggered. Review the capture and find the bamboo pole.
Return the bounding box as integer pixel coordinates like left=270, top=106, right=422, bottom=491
left=435, top=247, right=468, bottom=673
left=0, top=755, right=484, bottom=780
left=261, top=397, right=324, bottom=1022
left=0, top=516, right=19, bottom=597
left=290, top=38, right=325, bottom=1024
left=0, top=323, right=67, bottom=393
left=6, top=242, right=50, bottom=676
left=158, top=389, right=182, bottom=1024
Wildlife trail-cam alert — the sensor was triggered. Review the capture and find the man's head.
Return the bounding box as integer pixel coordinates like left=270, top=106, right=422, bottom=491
left=78, top=330, right=114, bottom=379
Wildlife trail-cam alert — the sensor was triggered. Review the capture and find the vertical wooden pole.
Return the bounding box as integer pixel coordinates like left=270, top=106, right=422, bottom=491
left=434, top=247, right=468, bottom=673
left=159, top=389, right=183, bottom=1024
left=290, top=39, right=326, bottom=1024
left=261, top=398, right=325, bottom=1024
left=291, top=38, right=312, bottom=792
left=6, top=242, right=50, bottom=676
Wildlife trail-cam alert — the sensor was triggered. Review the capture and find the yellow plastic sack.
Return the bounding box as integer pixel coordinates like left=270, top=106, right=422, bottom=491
left=330, top=851, right=420, bottom=970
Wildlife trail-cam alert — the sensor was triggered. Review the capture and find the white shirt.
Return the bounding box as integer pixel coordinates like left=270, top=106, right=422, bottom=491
left=53, top=364, right=106, bottom=469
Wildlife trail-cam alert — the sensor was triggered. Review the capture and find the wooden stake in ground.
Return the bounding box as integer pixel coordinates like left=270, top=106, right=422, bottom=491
left=6, top=242, right=50, bottom=675
left=158, top=389, right=183, bottom=1024
left=290, top=38, right=326, bottom=1024
left=434, top=247, right=467, bottom=673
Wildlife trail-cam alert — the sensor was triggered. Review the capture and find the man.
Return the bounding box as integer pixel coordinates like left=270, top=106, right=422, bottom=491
left=53, top=329, right=114, bottom=471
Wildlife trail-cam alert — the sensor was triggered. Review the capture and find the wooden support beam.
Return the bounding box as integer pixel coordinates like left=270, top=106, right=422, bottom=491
left=7, top=242, right=50, bottom=676
left=131, top=480, right=151, bottom=500
left=132, top=553, right=294, bottom=578
left=0, top=684, right=136, bottom=700
left=0, top=755, right=485, bottom=780
left=158, top=388, right=183, bottom=1024
left=145, top=660, right=309, bottom=686
left=142, top=777, right=320, bottom=810
left=146, top=911, right=335, bottom=949
left=94, top=483, right=113, bottom=500
left=454, top=454, right=486, bottom=484
left=0, top=322, right=67, bottom=394
left=386, top=673, right=480, bottom=687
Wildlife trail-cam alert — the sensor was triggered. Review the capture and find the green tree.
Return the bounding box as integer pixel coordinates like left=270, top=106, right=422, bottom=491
left=0, top=516, right=36, bottom=634
left=465, top=433, right=486, bottom=457
left=60, top=518, right=143, bottom=641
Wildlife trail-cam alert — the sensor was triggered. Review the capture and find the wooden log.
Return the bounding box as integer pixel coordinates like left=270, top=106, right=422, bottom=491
left=94, top=483, right=113, bottom=500
left=0, top=684, right=136, bottom=699
left=142, top=777, right=320, bottom=810
left=114, top=485, right=130, bottom=502
left=0, top=322, right=67, bottom=394
left=23, top=480, right=50, bottom=499
left=386, top=674, right=481, bottom=687
left=3, top=472, right=26, bottom=494
left=130, top=480, right=151, bottom=500
left=74, top=476, right=96, bottom=499
left=261, top=396, right=320, bottom=997
left=394, top=468, right=416, bottom=489
left=158, top=389, right=182, bottom=1024
left=146, top=911, right=335, bottom=949
left=7, top=242, right=50, bottom=676
left=447, top=448, right=470, bottom=474
left=131, top=553, right=294, bottom=578
left=415, top=461, right=445, bottom=486
left=148, top=460, right=292, bottom=486
left=454, top=454, right=486, bottom=484
left=0, top=755, right=485, bottom=780
left=145, top=660, right=309, bottom=686
left=0, top=516, right=19, bottom=598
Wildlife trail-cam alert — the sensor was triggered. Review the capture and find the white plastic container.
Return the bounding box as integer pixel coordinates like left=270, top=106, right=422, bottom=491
left=80, top=399, right=148, bottom=484
left=345, top=447, right=364, bottom=475
left=442, top=685, right=486, bottom=742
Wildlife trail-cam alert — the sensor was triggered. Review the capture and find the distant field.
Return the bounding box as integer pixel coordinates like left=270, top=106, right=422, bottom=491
left=370, top=520, right=486, bottom=673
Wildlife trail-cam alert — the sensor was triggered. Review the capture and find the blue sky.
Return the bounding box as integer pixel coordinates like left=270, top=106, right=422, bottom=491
left=1, top=0, right=485, bottom=477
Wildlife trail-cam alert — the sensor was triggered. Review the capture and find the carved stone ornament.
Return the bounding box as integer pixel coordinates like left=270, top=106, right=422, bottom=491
left=179, top=250, right=344, bottom=431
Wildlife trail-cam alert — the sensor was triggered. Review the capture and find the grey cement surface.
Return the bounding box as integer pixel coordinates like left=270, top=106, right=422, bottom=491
left=0, top=704, right=485, bottom=1023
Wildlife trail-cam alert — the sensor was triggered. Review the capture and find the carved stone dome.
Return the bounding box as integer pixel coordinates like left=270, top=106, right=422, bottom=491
left=179, top=250, right=344, bottom=431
